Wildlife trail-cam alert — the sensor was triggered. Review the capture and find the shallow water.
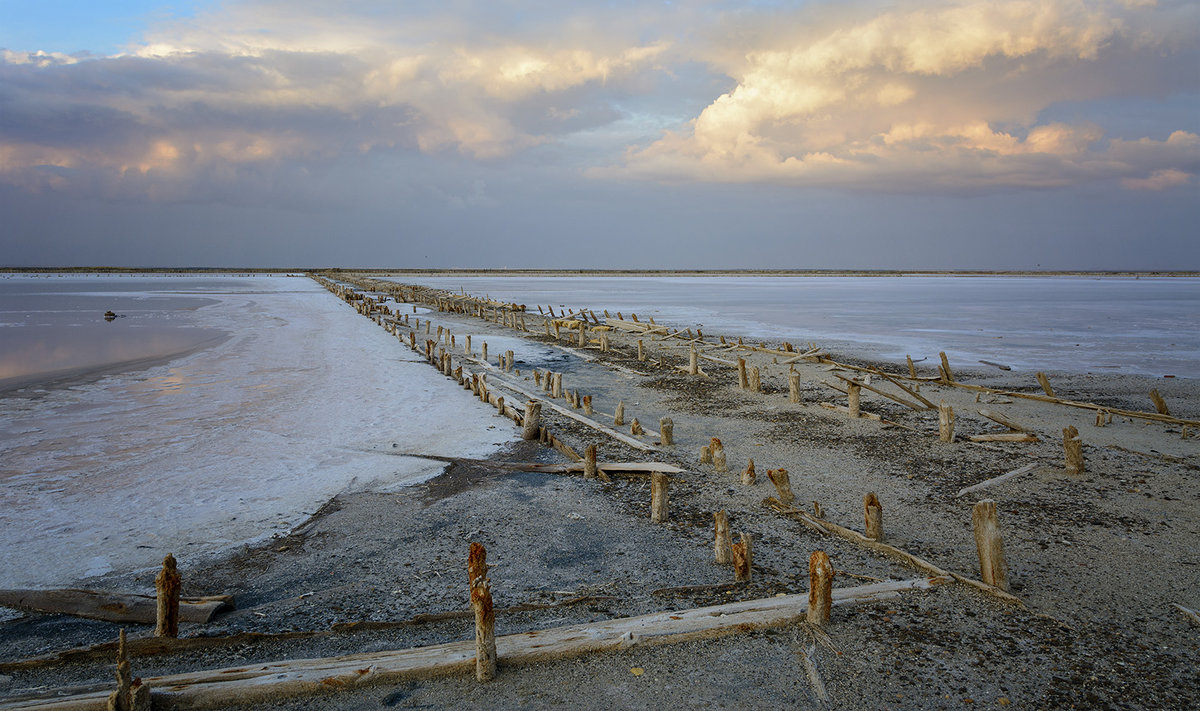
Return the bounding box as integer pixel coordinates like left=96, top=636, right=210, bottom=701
left=390, top=275, right=1200, bottom=378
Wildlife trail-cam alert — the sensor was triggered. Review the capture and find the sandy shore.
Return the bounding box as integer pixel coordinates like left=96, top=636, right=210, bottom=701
left=2, top=274, right=1198, bottom=709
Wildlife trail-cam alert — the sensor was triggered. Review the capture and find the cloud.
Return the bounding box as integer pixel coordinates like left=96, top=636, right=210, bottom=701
left=611, top=0, right=1200, bottom=192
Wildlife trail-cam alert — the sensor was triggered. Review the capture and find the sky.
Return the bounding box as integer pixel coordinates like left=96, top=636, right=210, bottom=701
left=1, top=0, right=1198, bottom=269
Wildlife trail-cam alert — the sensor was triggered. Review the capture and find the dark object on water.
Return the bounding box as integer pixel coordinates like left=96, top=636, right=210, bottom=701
left=104, top=310, right=117, bottom=321
left=978, top=360, right=1012, bottom=371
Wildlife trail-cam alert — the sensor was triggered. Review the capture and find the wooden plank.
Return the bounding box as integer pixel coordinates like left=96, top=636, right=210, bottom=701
left=2, top=579, right=942, bottom=711
left=955, top=464, right=1039, bottom=498
left=832, top=374, right=926, bottom=411
left=0, top=590, right=232, bottom=626
left=976, top=409, right=1032, bottom=433
left=967, top=433, right=1039, bottom=443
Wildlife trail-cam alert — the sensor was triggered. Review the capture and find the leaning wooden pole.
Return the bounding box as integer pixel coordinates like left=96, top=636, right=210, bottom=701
left=468, top=542, right=497, bottom=682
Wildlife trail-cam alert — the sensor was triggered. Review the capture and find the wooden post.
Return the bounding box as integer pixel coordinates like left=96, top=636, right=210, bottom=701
left=506, top=350, right=515, bottom=373
left=788, top=372, right=801, bottom=403
left=807, top=551, right=833, bottom=625
left=521, top=401, right=541, bottom=440
left=107, top=629, right=151, bottom=711
left=714, top=510, right=733, bottom=564
left=583, top=396, right=593, bottom=415
left=906, top=355, right=917, bottom=379
left=711, top=437, right=727, bottom=472
left=737, top=358, right=748, bottom=389
left=600, top=332, right=609, bottom=352
left=741, top=458, right=756, bottom=485
left=1149, top=389, right=1170, bottom=416
left=631, top=418, right=645, bottom=435
left=651, top=472, right=668, bottom=523
left=468, top=542, right=497, bottom=682
left=767, top=468, right=794, bottom=505
left=689, top=345, right=699, bottom=375
left=699, top=445, right=712, bottom=464
left=659, top=417, right=674, bottom=445
left=1035, top=372, right=1055, bottom=397
left=1063, top=425, right=1084, bottom=474
left=495, top=396, right=504, bottom=418
left=584, top=444, right=598, bottom=480
left=552, top=373, right=563, bottom=399
left=939, top=351, right=954, bottom=383
left=863, top=492, right=883, bottom=541
left=465, top=334, right=472, bottom=354
left=578, top=322, right=586, bottom=347
left=732, top=533, right=752, bottom=582
left=481, top=342, right=488, bottom=363
left=847, top=382, right=861, bottom=418
left=749, top=366, right=762, bottom=393
left=938, top=402, right=955, bottom=443
left=155, top=554, right=181, bottom=639
left=971, top=500, right=1008, bottom=591
left=614, top=401, right=625, bottom=427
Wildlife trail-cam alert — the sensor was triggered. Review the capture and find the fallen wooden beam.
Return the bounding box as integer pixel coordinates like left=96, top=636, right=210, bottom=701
left=967, top=433, right=1039, bottom=443
left=955, top=464, right=1039, bottom=498
left=1, top=579, right=943, bottom=711
left=0, top=590, right=232, bottom=626
left=833, top=374, right=927, bottom=411
left=976, top=409, right=1032, bottom=433
left=868, top=367, right=938, bottom=409
left=818, top=402, right=882, bottom=422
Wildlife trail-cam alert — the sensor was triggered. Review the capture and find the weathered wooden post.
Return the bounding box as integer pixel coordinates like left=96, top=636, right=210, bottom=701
left=578, top=322, right=586, bottom=347
left=584, top=444, right=598, bottom=480
left=468, top=542, right=497, bottom=682
left=699, top=445, right=712, bottom=464
left=863, top=492, right=883, bottom=541
left=1063, top=425, right=1084, bottom=474
left=583, top=395, right=593, bottom=415
left=689, top=345, right=699, bottom=375
left=711, top=437, right=727, bottom=472
left=552, top=373, right=563, bottom=399
left=614, top=401, right=625, bottom=427
left=971, top=500, right=1008, bottom=591
left=788, top=372, right=802, bottom=404
left=600, top=331, right=609, bottom=352
left=155, top=554, right=181, bottom=639
left=659, top=417, right=674, bottom=445
left=807, top=551, right=833, bottom=625
left=481, top=342, right=488, bottom=363
left=505, top=350, right=515, bottom=373
left=738, top=358, right=749, bottom=389
left=847, top=381, right=861, bottom=418
left=768, top=468, right=794, bottom=504
left=939, top=351, right=954, bottom=383
left=637, top=339, right=645, bottom=362
left=1149, top=389, right=1170, bottom=415
left=651, top=472, right=668, bottom=523
left=522, top=401, right=541, bottom=440
left=108, top=629, right=151, bottom=711
left=495, top=395, right=504, bottom=418
left=465, top=335, right=472, bottom=355
left=741, top=458, right=756, bottom=485
left=714, top=510, right=733, bottom=564
left=732, top=533, right=752, bottom=582
left=1035, top=372, right=1055, bottom=397
left=938, top=402, right=955, bottom=443
left=630, top=418, right=644, bottom=435
left=749, top=366, right=762, bottom=393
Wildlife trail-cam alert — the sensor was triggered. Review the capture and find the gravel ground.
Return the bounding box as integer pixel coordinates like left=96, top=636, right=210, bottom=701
left=2, top=275, right=1198, bottom=710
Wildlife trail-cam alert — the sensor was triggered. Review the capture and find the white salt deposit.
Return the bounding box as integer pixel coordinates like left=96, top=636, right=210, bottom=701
left=0, top=277, right=518, bottom=589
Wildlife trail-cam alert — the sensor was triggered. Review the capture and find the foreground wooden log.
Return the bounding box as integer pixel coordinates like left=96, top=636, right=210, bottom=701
left=1063, top=425, right=1085, bottom=474
left=154, top=555, right=181, bottom=639
left=971, top=500, right=1009, bottom=591
left=0, top=589, right=231, bottom=626
left=714, top=510, right=733, bottom=565
left=4, top=579, right=941, bottom=711
left=808, top=551, right=833, bottom=625
left=468, top=543, right=497, bottom=682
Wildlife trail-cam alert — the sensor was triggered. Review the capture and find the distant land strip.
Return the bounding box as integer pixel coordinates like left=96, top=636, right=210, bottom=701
left=3, top=268, right=1199, bottom=277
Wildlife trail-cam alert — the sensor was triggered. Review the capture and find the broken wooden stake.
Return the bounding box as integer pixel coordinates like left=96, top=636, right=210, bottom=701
left=863, top=493, right=883, bottom=542
left=631, top=418, right=645, bottom=436
left=741, top=458, right=756, bottom=485
left=906, top=355, right=917, bottom=379
left=749, top=366, right=762, bottom=393
left=1035, top=371, right=1055, bottom=397
left=689, top=345, right=699, bottom=375
left=651, top=472, right=669, bottom=523
left=732, top=533, right=752, bottom=582
left=1149, top=389, right=1170, bottom=416
left=737, top=358, right=749, bottom=389
left=847, top=382, right=861, bottom=418
left=107, top=629, right=151, bottom=711
left=521, top=401, right=541, bottom=440
left=808, top=551, right=833, bottom=625
left=614, top=401, right=625, bottom=427
left=699, top=445, right=712, bottom=465
left=767, top=468, right=794, bottom=505
left=1063, top=425, right=1084, bottom=474
left=583, top=396, right=593, bottom=416
left=714, top=510, right=733, bottom=565
left=938, top=402, right=955, bottom=443
left=468, top=543, right=497, bottom=682
left=155, top=554, right=181, bottom=639
left=711, top=437, right=727, bottom=472
left=788, top=372, right=801, bottom=404
left=637, top=339, right=645, bottom=362
left=939, top=351, right=954, bottom=383
left=971, top=500, right=1008, bottom=591
left=659, top=417, right=674, bottom=446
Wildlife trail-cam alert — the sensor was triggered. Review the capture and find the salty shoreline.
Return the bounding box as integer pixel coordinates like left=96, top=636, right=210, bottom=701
left=2, top=274, right=1198, bottom=709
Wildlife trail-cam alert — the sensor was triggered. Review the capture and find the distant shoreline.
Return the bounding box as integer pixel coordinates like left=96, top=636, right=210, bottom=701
left=3, top=268, right=1199, bottom=277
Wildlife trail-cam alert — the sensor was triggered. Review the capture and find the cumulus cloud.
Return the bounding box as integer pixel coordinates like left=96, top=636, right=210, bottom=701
left=0, top=0, right=1197, bottom=203
left=613, top=0, right=1200, bottom=192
